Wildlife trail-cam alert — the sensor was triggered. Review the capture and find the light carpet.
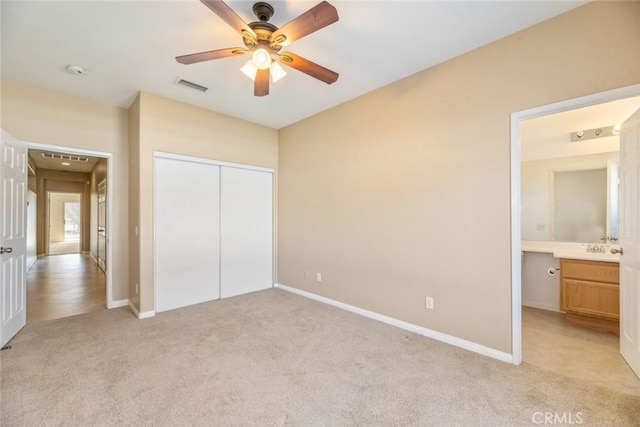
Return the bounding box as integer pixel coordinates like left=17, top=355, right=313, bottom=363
left=1, top=288, right=639, bottom=426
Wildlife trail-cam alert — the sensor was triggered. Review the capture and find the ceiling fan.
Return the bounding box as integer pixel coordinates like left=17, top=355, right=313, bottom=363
left=176, top=0, right=339, bottom=97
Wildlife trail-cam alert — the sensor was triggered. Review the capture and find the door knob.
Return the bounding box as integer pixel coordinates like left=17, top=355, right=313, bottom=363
left=0, top=247, right=13, bottom=255
left=610, top=248, right=623, bottom=255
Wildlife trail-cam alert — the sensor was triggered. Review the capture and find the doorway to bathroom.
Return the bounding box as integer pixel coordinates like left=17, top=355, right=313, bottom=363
left=511, top=84, right=640, bottom=393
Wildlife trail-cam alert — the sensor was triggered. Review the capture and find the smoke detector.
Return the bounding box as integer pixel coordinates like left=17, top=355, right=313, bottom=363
left=66, top=65, right=88, bottom=76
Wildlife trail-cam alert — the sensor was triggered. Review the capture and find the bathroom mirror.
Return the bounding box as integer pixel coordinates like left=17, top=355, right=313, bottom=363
left=521, top=151, right=619, bottom=243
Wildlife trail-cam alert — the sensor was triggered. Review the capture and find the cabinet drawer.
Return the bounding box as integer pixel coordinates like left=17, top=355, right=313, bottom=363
left=562, top=279, right=620, bottom=320
left=560, top=259, right=619, bottom=284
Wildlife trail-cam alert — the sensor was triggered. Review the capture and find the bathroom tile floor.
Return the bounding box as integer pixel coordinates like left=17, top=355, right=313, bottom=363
left=523, top=306, right=640, bottom=396
left=27, top=254, right=106, bottom=323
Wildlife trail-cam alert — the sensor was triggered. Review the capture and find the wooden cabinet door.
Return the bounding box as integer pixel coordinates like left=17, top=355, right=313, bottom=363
left=562, top=278, right=619, bottom=320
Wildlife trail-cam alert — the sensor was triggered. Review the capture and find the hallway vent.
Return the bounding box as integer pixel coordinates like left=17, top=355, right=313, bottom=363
left=41, top=153, right=89, bottom=162
left=174, top=78, right=208, bottom=93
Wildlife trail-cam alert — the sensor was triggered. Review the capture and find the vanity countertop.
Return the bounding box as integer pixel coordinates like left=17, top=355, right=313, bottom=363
left=551, top=250, right=620, bottom=263
left=521, top=241, right=621, bottom=263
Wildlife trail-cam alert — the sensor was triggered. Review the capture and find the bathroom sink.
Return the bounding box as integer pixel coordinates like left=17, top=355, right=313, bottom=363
left=552, top=249, right=621, bottom=263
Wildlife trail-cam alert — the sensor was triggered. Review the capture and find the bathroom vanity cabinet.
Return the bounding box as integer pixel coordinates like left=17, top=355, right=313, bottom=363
left=560, top=258, right=620, bottom=334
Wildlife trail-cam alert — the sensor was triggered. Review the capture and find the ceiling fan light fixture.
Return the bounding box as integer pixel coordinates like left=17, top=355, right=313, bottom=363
left=176, top=0, right=340, bottom=96
left=270, top=61, right=287, bottom=83
left=240, top=60, right=258, bottom=81
left=252, top=48, right=271, bottom=70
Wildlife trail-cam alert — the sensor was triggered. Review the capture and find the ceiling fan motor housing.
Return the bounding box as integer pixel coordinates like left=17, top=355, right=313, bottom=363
left=246, top=25, right=280, bottom=51
left=253, top=2, right=274, bottom=22
left=243, top=2, right=280, bottom=51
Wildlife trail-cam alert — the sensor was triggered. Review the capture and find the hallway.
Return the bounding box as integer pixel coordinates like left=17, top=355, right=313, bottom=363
left=27, top=254, right=106, bottom=322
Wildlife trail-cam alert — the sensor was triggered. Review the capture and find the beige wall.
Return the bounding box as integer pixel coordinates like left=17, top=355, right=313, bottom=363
left=27, top=190, right=37, bottom=269
left=27, top=154, right=37, bottom=192
left=128, top=95, right=141, bottom=309
left=277, top=1, right=640, bottom=353
left=132, top=92, right=278, bottom=313
left=1, top=79, right=130, bottom=301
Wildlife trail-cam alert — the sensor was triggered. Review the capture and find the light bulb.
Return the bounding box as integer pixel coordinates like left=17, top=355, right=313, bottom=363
left=613, top=124, right=621, bottom=134
left=240, top=60, right=258, bottom=81
left=270, top=61, right=287, bottom=83
left=252, top=48, right=271, bottom=70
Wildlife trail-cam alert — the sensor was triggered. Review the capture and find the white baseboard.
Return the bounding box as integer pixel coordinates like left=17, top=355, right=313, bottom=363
left=108, top=299, right=129, bottom=309
left=522, top=300, right=561, bottom=313
left=128, top=300, right=156, bottom=319
left=88, top=252, right=98, bottom=264
left=275, top=283, right=513, bottom=364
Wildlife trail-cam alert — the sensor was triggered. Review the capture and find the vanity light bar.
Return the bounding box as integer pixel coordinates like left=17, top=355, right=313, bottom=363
left=570, top=125, right=619, bottom=142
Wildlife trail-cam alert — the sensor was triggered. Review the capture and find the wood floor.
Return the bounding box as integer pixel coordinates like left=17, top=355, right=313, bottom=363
left=523, top=306, right=640, bottom=396
left=27, top=254, right=106, bottom=322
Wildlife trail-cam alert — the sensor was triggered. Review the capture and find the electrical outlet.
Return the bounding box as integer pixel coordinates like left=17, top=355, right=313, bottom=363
left=536, top=223, right=546, bottom=231
left=304, top=270, right=309, bottom=279
left=317, top=273, right=322, bottom=282
left=425, top=296, right=434, bottom=310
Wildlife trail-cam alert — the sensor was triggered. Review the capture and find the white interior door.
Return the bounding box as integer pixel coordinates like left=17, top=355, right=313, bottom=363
left=0, top=130, right=27, bottom=348
left=619, top=108, right=640, bottom=378
left=155, top=156, right=221, bottom=313
left=220, top=167, right=273, bottom=298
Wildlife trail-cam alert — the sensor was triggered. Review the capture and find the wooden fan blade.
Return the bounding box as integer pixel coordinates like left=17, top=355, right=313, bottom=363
left=200, top=0, right=256, bottom=42
left=255, top=69, right=270, bottom=96
left=176, top=47, right=247, bottom=64
left=270, top=1, right=338, bottom=47
left=280, top=52, right=338, bottom=84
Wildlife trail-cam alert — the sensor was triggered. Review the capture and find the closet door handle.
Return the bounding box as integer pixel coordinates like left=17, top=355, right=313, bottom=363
left=0, top=247, right=13, bottom=255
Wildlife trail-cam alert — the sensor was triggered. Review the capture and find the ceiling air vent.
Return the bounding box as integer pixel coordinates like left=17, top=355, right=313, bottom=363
left=175, top=78, right=208, bottom=93
left=41, top=153, right=89, bottom=162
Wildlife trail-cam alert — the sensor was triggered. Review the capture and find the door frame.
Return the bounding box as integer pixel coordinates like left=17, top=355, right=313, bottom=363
left=26, top=142, right=116, bottom=308
left=510, top=83, right=640, bottom=365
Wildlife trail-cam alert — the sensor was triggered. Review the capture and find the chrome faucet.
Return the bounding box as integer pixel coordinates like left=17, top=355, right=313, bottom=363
left=586, top=244, right=606, bottom=253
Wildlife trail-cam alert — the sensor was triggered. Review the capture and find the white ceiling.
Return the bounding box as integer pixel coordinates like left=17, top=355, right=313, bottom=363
left=521, top=96, right=640, bottom=162
left=1, top=0, right=587, bottom=129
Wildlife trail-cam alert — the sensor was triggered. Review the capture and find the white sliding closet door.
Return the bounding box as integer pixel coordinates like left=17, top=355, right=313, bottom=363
left=155, top=157, right=221, bottom=313
left=221, top=167, right=273, bottom=298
